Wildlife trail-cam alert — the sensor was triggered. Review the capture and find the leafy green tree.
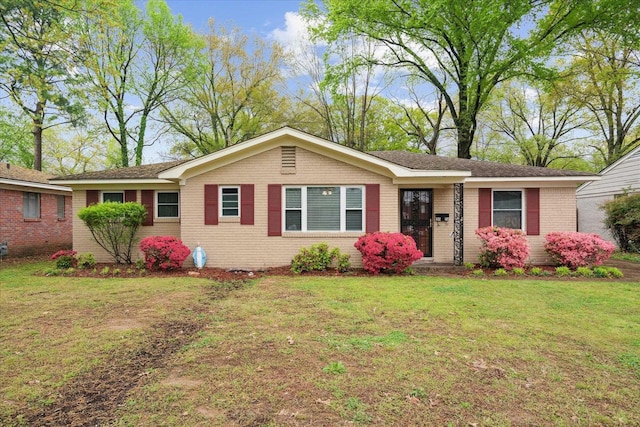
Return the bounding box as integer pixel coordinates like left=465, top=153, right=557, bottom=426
left=43, top=122, right=120, bottom=175
left=81, top=0, right=202, bottom=166
left=0, top=107, right=34, bottom=167
left=563, top=31, right=640, bottom=166
left=77, top=202, right=147, bottom=264
left=163, top=20, right=287, bottom=157
left=0, top=0, right=86, bottom=170
left=485, top=81, right=591, bottom=168
left=305, top=0, right=624, bottom=159
left=602, top=193, right=640, bottom=252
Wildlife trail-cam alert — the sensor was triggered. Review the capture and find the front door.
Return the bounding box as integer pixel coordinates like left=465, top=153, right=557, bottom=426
left=400, top=189, right=433, bottom=257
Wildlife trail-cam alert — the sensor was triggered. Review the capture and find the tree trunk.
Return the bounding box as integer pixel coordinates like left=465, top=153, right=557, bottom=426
left=32, top=101, right=45, bottom=171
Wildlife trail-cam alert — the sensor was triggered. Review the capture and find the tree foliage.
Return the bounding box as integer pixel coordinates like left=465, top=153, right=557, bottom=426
left=0, top=0, right=86, bottom=170
left=164, top=20, right=287, bottom=157
left=305, top=0, right=626, bottom=159
left=602, top=193, right=640, bottom=252
left=77, top=202, right=147, bottom=264
left=81, top=0, right=202, bottom=166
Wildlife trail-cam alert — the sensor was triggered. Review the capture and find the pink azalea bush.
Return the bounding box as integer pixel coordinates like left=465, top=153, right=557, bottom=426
left=354, top=232, right=423, bottom=275
left=544, top=232, right=615, bottom=268
left=139, top=236, right=191, bottom=271
left=51, top=249, right=78, bottom=269
left=475, top=227, right=530, bottom=270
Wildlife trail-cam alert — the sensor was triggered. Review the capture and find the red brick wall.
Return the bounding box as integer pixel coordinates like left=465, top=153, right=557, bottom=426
left=0, top=188, right=72, bottom=257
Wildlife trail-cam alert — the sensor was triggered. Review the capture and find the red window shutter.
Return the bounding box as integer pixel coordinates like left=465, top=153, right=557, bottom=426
left=267, top=184, right=281, bottom=236
left=240, top=184, right=254, bottom=225
left=141, top=190, right=154, bottom=226
left=365, top=184, right=380, bottom=233
left=204, top=184, right=218, bottom=225
left=526, top=188, right=540, bottom=236
left=86, top=190, right=99, bottom=207
left=478, top=188, right=492, bottom=228
left=125, top=190, right=137, bottom=203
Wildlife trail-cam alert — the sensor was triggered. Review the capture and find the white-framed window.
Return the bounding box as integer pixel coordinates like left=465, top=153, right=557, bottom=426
left=57, top=195, right=65, bottom=219
left=102, top=191, right=124, bottom=203
left=23, top=192, right=40, bottom=219
left=284, top=186, right=364, bottom=232
left=156, top=191, right=179, bottom=218
left=493, top=190, right=523, bottom=229
left=220, top=186, right=239, bottom=217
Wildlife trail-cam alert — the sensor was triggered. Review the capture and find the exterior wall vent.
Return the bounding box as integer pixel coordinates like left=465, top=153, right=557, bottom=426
left=281, top=146, right=296, bottom=174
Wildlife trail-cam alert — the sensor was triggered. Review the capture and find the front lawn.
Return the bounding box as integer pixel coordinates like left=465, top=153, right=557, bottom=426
left=1, top=260, right=639, bottom=425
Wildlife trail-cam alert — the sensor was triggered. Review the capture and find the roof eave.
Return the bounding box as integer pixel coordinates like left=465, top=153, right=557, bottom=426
left=50, top=179, right=176, bottom=186
left=466, top=176, right=600, bottom=183
left=0, top=178, right=71, bottom=192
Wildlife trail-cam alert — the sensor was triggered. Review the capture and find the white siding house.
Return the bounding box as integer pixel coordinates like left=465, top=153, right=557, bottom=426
left=577, top=145, right=640, bottom=243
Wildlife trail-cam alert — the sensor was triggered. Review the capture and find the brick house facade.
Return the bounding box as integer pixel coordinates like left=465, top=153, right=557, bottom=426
left=0, top=162, right=72, bottom=257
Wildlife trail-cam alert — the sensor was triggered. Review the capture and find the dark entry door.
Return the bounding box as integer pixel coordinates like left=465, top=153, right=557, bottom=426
left=400, top=189, right=432, bottom=257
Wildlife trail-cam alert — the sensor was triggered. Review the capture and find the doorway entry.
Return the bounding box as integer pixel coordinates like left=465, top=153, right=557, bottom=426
left=400, top=189, right=433, bottom=257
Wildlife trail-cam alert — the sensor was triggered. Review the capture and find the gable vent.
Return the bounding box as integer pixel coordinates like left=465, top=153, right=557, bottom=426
left=281, top=146, right=296, bottom=174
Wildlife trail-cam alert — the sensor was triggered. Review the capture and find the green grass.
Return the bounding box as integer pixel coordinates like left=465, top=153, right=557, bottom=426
left=1, top=260, right=639, bottom=425
left=612, top=251, right=640, bottom=263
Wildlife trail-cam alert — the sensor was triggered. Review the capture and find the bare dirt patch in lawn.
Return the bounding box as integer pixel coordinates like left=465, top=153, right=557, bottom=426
left=18, top=319, right=205, bottom=427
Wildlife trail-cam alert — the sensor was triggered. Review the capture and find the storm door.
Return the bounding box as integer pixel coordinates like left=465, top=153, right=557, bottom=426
left=400, top=189, right=433, bottom=257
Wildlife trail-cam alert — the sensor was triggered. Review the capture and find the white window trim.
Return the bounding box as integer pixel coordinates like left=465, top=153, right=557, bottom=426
left=492, top=189, right=526, bottom=231
left=57, top=195, right=65, bottom=219
left=220, top=186, right=240, bottom=218
left=156, top=191, right=180, bottom=219
left=101, top=191, right=124, bottom=203
left=283, top=185, right=365, bottom=232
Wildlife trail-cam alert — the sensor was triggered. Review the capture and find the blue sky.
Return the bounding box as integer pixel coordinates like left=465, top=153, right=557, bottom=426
left=165, top=0, right=304, bottom=36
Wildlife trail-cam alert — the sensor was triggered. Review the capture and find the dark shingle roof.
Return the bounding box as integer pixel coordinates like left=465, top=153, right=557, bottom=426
left=0, top=162, right=54, bottom=184
left=50, top=160, right=188, bottom=181
left=367, top=151, right=597, bottom=178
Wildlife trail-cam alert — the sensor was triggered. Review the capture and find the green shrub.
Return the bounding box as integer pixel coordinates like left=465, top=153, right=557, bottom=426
left=472, top=269, right=484, bottom=276
left=606, top=267, right=624, bottom=278
left=575, top=266, right=593, bottom=277
left=463, top=262, right=476, bottom=270
left=291, top=243, right=351, bottom=273
left=77, top=253, right=96, bottom=269
left=51, top=250, right=77, bottom=269
left=529, top=266, right=543, bottom=276
left=100, top=266, right=111, bottom=276
left=512, top=267, right=525, bottom=276
left=555, top=266, right=571, bottom=277
left=494, top=268, right=508, bottom=276
left=77, top=202, right=147, bottom=264
left=602, top=193, right=640, bottom=252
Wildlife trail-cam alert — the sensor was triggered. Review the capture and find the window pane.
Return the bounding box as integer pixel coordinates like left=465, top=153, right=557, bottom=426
left=494, top=191, right=522, bottom=210
left=23, top=192, right=40, bottom=218
left=494, top=211, right=522, bottom=229
left=158, top=205, right=179, bottom=217
left=221, top=188, right=239, bottom=216
left=158, top=192, right=178, bottom=204
left=285, top=210, right=302, bottom=230
left=307, top=187, right=340, bottom=230
left=346, top=187, right=362, bottom=208
left=285, top=188, right=301, bottom=209
left=57, top=195, right=65, bottom=219
left=346, top=210, right=362, bottom=231
left=103, top=192, right=123, bottom=203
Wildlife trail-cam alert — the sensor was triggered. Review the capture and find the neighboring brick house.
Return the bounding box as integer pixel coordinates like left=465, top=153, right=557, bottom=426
left=0, top=162, right=72, bottom=257
left=52, top=127, right=599, bottom=268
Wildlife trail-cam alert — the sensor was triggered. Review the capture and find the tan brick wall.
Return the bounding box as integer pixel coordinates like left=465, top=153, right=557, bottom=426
left=180, top=146, right=398, bottom=269
left=72, top=188, right=180, bottom=263
left=463, top=186, right=577, bottom=265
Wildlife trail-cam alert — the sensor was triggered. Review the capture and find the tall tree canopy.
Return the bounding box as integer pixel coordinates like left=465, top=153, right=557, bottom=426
left=305, top=0, right=629, bottom=159
left=81, top=0, right=202, bottom=166
left=0, top=0, right=86, bottom=170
